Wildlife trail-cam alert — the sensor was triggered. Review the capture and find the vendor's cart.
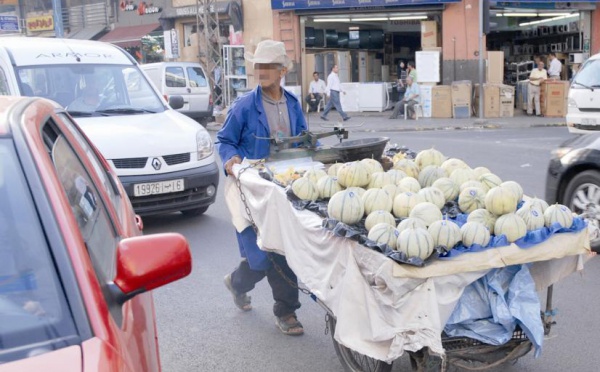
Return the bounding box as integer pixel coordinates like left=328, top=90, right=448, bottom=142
left=225, top=135, right=593, bottom=372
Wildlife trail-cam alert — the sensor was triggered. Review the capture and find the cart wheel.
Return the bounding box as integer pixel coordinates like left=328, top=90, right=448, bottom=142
left=327, top=315, right=393, bottom=372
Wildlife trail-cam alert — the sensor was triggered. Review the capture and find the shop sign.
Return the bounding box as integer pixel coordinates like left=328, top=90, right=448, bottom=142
left=0, top=15, right=19, bottom=31
left=0, top=0, right=19, bottom=5
left=271, top=0, right=460, bottom=10
left=174, top=3, right=230, bottom=17
left=120, top=0, right=137, bottom=11
left=138, top=2, right=162, bottom=15
left=26, top=14, right=54, bottom=32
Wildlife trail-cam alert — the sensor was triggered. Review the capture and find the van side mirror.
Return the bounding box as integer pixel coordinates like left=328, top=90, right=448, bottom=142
left=168, top=95, right=184, bottom=110
left=111, top=233, right=191, bottom=304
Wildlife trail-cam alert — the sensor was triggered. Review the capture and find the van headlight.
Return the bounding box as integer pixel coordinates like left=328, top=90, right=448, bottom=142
left=568, top=98, right=578, bottom=108
left=196, top=130, right=213, bottom=160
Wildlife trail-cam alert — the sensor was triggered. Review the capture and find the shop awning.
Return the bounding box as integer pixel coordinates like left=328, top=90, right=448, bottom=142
left=271, top=0, right=460, bottom=10
left=99, top=23, right=160, bottom=48
left=67, top=24, right=107, bottom=40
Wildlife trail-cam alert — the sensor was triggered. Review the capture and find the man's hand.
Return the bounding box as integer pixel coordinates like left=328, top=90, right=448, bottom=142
left=225, top=155, right=242, bottom=177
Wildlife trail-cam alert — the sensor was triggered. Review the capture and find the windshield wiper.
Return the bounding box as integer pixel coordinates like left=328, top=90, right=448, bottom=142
left=95, top=108, right=157, bottom=115
left=66, top=111, right=96, bottom=117
left=573, top=81, right=595, bottom=91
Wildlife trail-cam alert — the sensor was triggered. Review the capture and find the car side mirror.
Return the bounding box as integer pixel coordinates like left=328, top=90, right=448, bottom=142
left=168, top=95, right=184, bottom=110
left=111, top=233, right=191, bottom=304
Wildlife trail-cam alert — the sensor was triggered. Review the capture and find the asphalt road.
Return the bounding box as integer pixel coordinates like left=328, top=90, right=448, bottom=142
left=144, top=126, right=599, bottom=372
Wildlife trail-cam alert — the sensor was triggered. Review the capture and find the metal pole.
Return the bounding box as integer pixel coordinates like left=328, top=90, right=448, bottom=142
left=478, top=0, right=484, bottom=120
left=52, top=0, right=64, bottom=38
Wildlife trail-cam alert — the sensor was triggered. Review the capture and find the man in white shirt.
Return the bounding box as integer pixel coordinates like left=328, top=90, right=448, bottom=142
left=547, top=52, right=562, bottom=80
left=527, top=61, right=548, bottom=116
left=305, top=71, right=326, bottom=112
left=320, top=64, right=350, bottom=121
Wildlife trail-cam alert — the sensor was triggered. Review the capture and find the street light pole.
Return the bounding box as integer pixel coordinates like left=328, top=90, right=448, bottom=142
left=478, top=0, right=484, bottom=121
left=52, top=0, right=63, bottom=38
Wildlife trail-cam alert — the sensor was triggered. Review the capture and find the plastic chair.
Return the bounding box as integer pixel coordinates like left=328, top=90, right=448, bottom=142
left=306, top=96, right=325, bottom=113
left=404, top=103, right=423, bottom=120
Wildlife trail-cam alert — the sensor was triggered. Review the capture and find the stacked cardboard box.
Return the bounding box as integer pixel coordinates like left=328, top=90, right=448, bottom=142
left=421, top=21, right=439, bottom=48
left=540, top=81, right=569, bottom=117
left=420, top=85, right=433, bottom=118
left=499, top=85, right=515, bottom=117
left=473, top=84, right=515, bottom=118
left=451, top=81, right=472, bottom=118
left=487, top=51, right=505, bottom=84
left=431, top=85, right=452, bottom=118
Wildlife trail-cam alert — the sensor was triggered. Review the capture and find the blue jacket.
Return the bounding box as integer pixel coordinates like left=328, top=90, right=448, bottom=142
left=217, top=86, right=307, bottom=167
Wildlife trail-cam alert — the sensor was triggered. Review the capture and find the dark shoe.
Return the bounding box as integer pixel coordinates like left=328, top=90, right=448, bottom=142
left=224, top=274, right=252, bottom=311
left=389, top=116, right=396, bottom=120
left=275, top=313, right=304, bottom=336
left=320, top=116, right=328, bottom=121
left=343, top=116, right=351, bottom=121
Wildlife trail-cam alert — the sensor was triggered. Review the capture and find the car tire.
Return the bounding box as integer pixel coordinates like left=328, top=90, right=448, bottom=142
left=563, top=169, right=600, bottom=253
left=181, top=206, right=209, bottom=217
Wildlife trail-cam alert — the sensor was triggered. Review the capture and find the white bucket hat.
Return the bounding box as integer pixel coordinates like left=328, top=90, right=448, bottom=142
left=244, top=40, right=293, bottom=70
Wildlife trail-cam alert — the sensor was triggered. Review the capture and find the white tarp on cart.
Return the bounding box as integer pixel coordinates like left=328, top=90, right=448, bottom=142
left=225, top=166, right=592, bottom=364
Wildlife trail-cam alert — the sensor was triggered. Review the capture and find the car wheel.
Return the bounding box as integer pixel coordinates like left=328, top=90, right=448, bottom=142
left=563, top=170, right=600, bottom=253
left=181, top=206, right=209, bottom=217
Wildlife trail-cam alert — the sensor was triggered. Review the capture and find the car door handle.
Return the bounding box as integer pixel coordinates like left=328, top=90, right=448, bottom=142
left=135, top=214, right=144, bottom=231
left=187, top=88, right=191, bottom=93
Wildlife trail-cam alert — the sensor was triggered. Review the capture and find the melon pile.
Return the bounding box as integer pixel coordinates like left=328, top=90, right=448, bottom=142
left=286, top=148, right=576, bottom=262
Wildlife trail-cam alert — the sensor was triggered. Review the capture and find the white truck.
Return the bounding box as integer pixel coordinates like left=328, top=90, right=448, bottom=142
left=566, top=52, right=600, bottom=134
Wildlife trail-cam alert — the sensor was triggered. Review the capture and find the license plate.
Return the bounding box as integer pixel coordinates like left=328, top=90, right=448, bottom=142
left=134, top=179, right=184, bottom=197
left=582, top=118, right=597, bottom=125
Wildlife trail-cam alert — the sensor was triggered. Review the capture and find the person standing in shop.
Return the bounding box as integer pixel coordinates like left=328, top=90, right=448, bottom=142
left=527, top=60, right=548, bottom=116
left=406, top=61, right=417, bottom=82
left=320, top=64, right=350, bottom=122
left=547, top=52, right=563, bottom=80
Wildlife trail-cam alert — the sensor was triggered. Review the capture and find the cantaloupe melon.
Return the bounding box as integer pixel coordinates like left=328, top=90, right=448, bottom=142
left=441, top=158, right=469, bottom=176
left=418, top=165, right=447, bottom=188
left=360, top=158, right=384, bottom=175
left=415, top=147, right=445, bottom=168
left=494, top=213, right=527, bottom=243
left=473, top=166, right=492, bottom=178
left=479, top=173, right=503, bottom=192
left=450, top=168, right=477, bottom=187
left=367, top=171, right=393, bottom=189
left=392, top=191, right=424, bottom=218
left=460, top=180, right=485, bottom=192
left=398, top=177, right=421, bottom=193
left=365, top=210, right=396, bottom=231
left=467, top=208, right=497, bottom=234
left=362, top=188, right=393, bottom=215
left=393, top=159, right=420, bottom=178
left=458, top=187, right=486, bottom=213
left=316, top=176, right=343, bottom=199
left=409, top=202, right=443, bottom=226
left=346, top=186, right=366, bottom=198
left=461, top=221, right=491, bottom=247
left=485, top=186, right=518, bottom=216
left=327, top=189, right=364, bottom=224
left=303, top=167, right=328, bottom=184
left=386, top=169, right=407, bottom=185
left=501, top=181, right=524, bottom=203
left=428, top=219, right=461, bottom=251
left=521, top=197, right=549, bottom=213
left=397, top=227, right=435, bottom=259
left=432, top=177, right=459, bottom=203
left=368, top=223, right=399, bottom=249
left=397, top=217, right=427, bottom=233
left=337, top=161, right=371, bottom=188
left=382, top=184, right=402, bottom=201
left=291, top=177, right=319, bottom=201
left=327, top=163, right=343, bottom=177
left=544, top=204, right=573, bottom=229
left=516, top=204, right=545, bottom=230
left=418, top=187, right=446, bottom=209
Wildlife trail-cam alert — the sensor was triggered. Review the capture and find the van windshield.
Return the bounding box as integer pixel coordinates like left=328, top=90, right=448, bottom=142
left=572, top=59, right=600, bottom=88
left=16, top=64, right=166, bottom=117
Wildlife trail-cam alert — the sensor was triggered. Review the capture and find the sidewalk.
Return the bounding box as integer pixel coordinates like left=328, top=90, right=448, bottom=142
left=206, top=108, right=566, bottom=133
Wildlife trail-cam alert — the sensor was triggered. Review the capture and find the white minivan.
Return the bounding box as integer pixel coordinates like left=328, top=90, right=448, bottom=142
left=0, top=37, right=218, bottom=216
left=566, top=52, right=600, bottom=133
left=141, top=62, right=213, bottom=124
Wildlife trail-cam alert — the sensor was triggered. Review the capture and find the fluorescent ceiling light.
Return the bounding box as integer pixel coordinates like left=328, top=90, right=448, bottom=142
left=389, top=16, right=428, bottom=21
left=353, top=17, right=387, bottom=22
left=519, top=13, right=579, bottom=27
left=313, top=18, right=350, bottom=23
left=504, top=13, right=537, bottom=17
left=538, top=13, right=572, bottom=17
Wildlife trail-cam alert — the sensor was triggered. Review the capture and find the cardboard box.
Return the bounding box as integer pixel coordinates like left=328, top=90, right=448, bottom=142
left=431, top=85, right=452, bottom=118
left=473, top=84, right=500, bottom=118
left=420, top=85, right=433, bottom=118
left=487, top=51, right=505, bottom=84
left=451, top=81, right=472, bottom=118
left=499, top=85, right=515, bottom=117
left=540, top=80, right=569, bottom=117
left=421, top=21, right=438, bottom=49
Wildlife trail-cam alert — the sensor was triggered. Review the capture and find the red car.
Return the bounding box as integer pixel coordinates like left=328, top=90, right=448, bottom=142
left=0, top=97, right=192, bottom=371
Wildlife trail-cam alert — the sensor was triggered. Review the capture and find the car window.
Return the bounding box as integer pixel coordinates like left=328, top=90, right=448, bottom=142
left=0, top=68, right=9, bottom=95
left=47, top=123, right=124, bottom=325
left=187, top=67, right=207, bottom=87
left=573, top=59, right=600, bottom=87
left=57, top=112, right=123, bottom=223
left=166, top=67, right=186, bottom=88
left=0, top=139, right=79, bottom=364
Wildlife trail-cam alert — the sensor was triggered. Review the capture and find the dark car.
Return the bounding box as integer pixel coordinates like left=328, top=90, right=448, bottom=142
left=546, top=133, right=600, bottom=252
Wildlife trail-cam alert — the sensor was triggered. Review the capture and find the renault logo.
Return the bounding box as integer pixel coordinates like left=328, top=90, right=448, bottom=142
left=152, top=158, right=162, bottom=170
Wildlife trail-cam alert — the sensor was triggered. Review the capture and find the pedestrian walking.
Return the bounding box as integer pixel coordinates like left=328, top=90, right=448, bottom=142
left=527, top=61, right=547, bottom=116
left=389, top=76, right=420, bottom=119
left=320, top=64, right=350, bottom=122
left=217, top=39, right=305, bottom=336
